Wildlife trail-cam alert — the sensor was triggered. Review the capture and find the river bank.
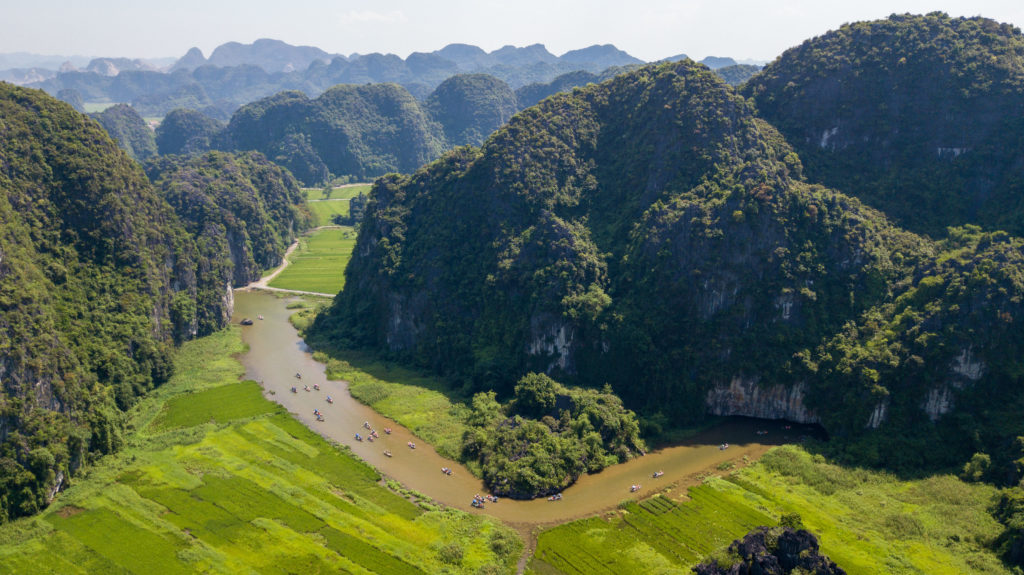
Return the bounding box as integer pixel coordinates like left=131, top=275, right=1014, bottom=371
left=232, top=289, right=817, bottom=528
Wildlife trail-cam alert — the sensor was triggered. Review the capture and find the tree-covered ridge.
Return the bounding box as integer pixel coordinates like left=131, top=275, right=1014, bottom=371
left=154, top=108, right=224, bottom=156
left=426, top=74, right=518, bottom=147
left=0, top=85, right=308, bottom=523
left=745, top=12, right=1024, bottom=237
left=223, top=84, right=445, bottom=184
left=313, top=60, right=1024, bottom=474
left=217, top=74, right=528, bottom=185
left=147, top=151, right=311, bottom=334
left=90, top=103, right=156, bottom=161
left=0, top=84, right=199, bottom=521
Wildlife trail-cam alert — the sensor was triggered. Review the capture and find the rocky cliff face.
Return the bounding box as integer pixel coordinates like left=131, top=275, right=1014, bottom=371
left=705, top=378, right=820, bottom=424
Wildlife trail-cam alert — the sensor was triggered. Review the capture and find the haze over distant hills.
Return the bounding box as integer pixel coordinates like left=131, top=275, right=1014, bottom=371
left=5, top=39, right=760, bottom=119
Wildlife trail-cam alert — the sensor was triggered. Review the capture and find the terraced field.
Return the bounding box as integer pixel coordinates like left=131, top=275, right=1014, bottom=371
left=528, top=446, right=1010, bottom=575
left=530, top=481, right=772, bottom=574
left=0, top=329, right=521, bottom=574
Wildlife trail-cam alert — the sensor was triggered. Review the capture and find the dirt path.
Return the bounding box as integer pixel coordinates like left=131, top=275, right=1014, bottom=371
left=240, top=227, right=340, bottom=298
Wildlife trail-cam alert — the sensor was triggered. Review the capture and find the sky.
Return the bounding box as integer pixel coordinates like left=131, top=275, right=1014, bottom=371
left=4, top=0, right=1024, bottom=63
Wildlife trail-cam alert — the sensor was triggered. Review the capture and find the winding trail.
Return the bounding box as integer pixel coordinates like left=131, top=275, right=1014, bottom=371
left=241, top=231, right=337, bottom=298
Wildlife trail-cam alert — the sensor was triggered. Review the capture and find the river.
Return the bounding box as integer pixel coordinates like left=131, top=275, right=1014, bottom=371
left=233, top=289, right=816, bottom=528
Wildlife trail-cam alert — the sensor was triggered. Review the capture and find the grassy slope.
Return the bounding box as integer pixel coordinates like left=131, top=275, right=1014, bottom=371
left=0, top=328, right=521, bottom=574
left=317, top=351, right=472, bottom=463
left=269, top=227, right=356, bottom=294
left=528, top=445, right=1009, bottom=575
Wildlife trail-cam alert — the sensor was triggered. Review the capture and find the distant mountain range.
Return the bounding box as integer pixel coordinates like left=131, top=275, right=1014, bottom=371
left=3, top=40, right=761, bottom=119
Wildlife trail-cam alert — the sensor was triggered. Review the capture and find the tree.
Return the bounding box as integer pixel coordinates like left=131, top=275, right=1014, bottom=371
left=513, top=373, right=558, bottom=418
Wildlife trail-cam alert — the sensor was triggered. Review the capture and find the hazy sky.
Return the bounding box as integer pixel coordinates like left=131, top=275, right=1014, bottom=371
left=5, top=1, right=1024, bottom=62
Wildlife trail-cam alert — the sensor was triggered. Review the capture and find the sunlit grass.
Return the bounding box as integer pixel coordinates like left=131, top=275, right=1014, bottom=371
left=528, top=445, right=1010, bottom=575
left=0, top=327, right=521, bottom=575
left=269, top=227, right=355, bottom=294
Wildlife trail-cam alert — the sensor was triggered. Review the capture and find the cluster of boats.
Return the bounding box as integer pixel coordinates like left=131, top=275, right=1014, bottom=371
left=441, top=467, right=454, bottom=476
left=356, top=422, right=382, bottom=442
left=547, top=493, right=563, bottom=501
left=471, top=494, right=499, bottom=508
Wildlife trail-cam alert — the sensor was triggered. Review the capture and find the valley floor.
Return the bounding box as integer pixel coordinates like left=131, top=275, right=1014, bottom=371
left=0, top=329, right=520, bottom=574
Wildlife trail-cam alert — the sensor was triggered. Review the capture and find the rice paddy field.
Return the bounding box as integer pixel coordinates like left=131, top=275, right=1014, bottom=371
left=528, top=445, right=1010, bottom=575
left=268, top=227, right=356, bottom=294
left=307, top=199, right=350, bottom=226
left=0, top=328, right=521, bottom=574
left=301, top=184, right=372, bottom=203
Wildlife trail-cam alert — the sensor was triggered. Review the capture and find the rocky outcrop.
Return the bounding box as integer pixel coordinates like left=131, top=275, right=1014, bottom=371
left=866, top=400, right=888, bottom=429
left=693, top=526, right=846, bottom=575
left=527, top=315, right=576, bottom=372
left=922, top=386, right=955, bottom=422
left=951, top=347, right=984, bottom=382
left=705, top=377, right=819, bottom=424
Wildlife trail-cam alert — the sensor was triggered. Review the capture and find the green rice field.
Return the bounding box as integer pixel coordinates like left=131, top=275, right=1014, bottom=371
left=0, top=329, right=521, bottom=574
left=268, top=227, right=356, bottom=294
left=528, top=445, right=1010, bottom=575
left=307, top=199, right=350, bottom=226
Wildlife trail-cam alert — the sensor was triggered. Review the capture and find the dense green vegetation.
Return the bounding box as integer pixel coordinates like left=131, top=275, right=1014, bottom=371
left=426, top=74, right=519, bottom=147
left=529, top=445, right=1010, bottom=574
left=223, top=84, right=445, bottom=184
left=147, top=150, right=311, bottom=302
left=154, top=108, right=224, bottom=156
left=713, top=64, right=762, bottom=86
left=0, top=328, right=522, bottom=574
left=462, top=373, right=644, bottom=498
left=269, top=227, right=356, bottom=294
left=745, top=12, right=1024, bottom=237
left=0, top=86, right=308, bottom=523
left=91, top=103, right=156, bottom=161
left=312, top=60, right=1024, bottom=481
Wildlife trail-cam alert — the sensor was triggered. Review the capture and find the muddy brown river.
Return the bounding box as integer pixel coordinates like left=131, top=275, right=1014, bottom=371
left=233, top=290, right=815, bottom=527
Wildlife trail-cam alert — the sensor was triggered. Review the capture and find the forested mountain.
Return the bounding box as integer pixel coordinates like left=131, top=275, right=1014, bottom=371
left=91, top=103, right=157, bottom=161
left=425, top=74, right=518, bottom=147
left=216, top=64, right=762, bottom=185
left=154, top=108, right=224, bottom=155
left=147, top=151, right=311, bottom=320
left=0, top=85, right=308, bottom=522
left=222, top=84, right=445, bottom=184
left=312, top=61, right=1024, bottom=474
left=745, top=12, right=1024, bottom=237
left=715, top=64, right=762, bottom=86
left=217, top=73, right=523, bottom=184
